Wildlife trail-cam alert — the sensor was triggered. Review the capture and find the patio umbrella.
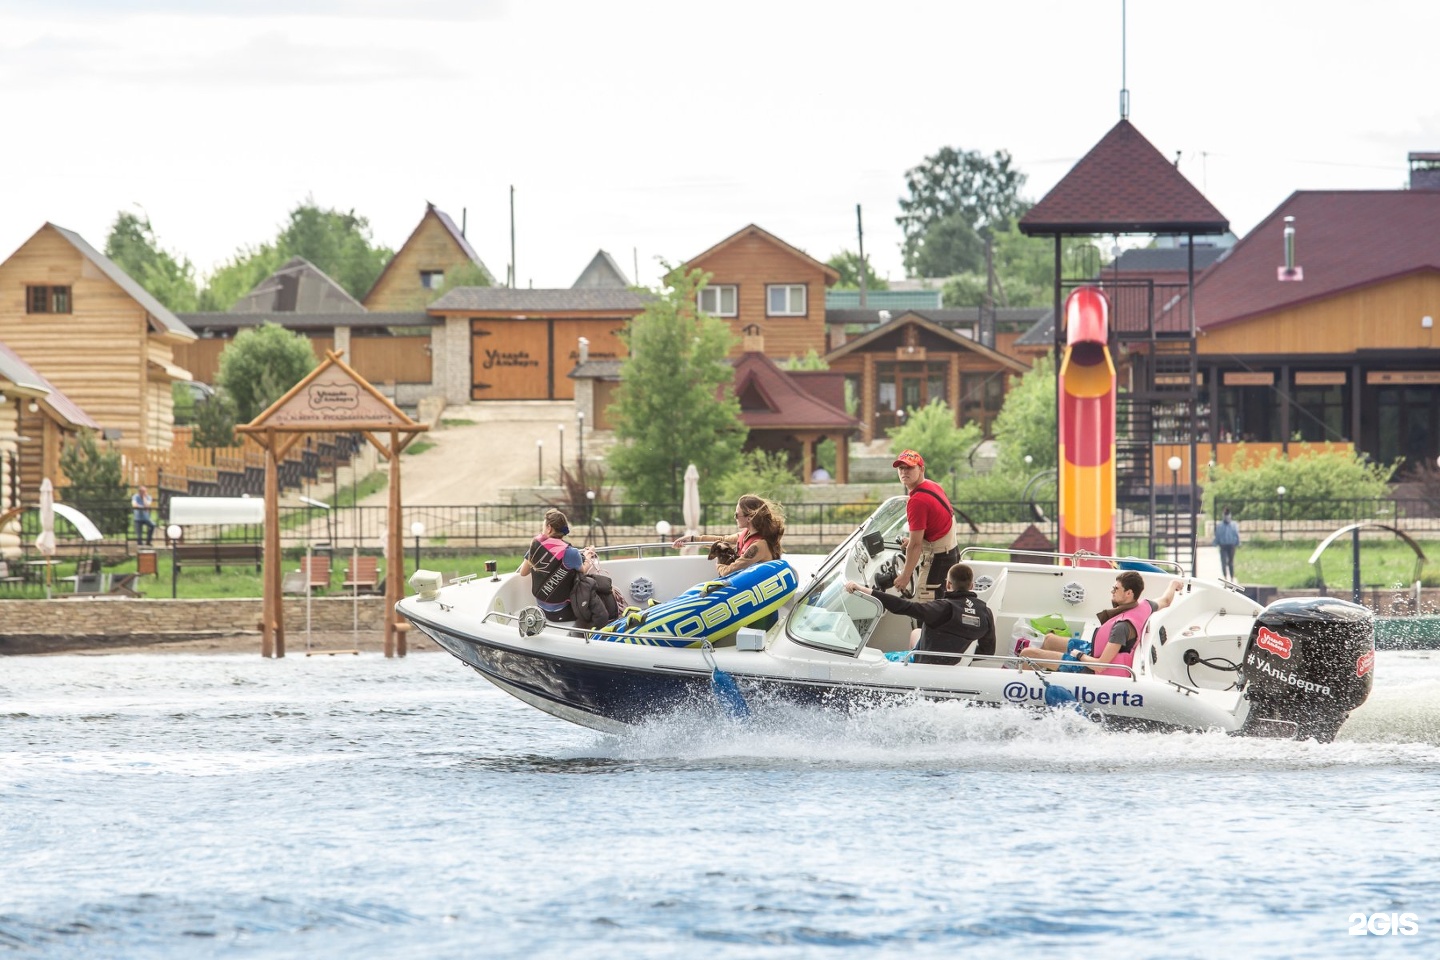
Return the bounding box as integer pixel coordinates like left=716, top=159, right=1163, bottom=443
left=36, top=478, right=55, bottom=597
left=682, top=463, right=701, bottom=553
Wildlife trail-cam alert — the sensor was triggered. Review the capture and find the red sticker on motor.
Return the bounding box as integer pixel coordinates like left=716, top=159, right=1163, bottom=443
left=1356, top=650, right=1375, bottom=678
left=1256, top=626, right=1293, bottom=660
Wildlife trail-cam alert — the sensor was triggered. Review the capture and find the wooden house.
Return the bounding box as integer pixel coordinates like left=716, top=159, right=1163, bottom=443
left=362, top=203, right=495, bottom=311
left=824, top=311, right=1030, bottom=443
left=683, top=224, right=839, bottom=361
left=0, top=223, right=197, bottom=452
left=1166, top=182, right=1440, bottom=472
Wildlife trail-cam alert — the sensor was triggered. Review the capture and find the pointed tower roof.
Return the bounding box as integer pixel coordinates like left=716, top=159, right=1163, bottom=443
left=230, top=256, right=365, bottom=314
left=1020, top=119, right=1228, bottom=236
left=572, top=250, right=630, bottom=289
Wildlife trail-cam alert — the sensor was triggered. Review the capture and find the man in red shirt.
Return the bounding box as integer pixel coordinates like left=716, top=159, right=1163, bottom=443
left=892, top=449, right=958, bottom=600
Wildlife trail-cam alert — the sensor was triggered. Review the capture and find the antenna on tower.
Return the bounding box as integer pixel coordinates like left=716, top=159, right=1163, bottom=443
left=1119, top=0, right=1130, bottom=119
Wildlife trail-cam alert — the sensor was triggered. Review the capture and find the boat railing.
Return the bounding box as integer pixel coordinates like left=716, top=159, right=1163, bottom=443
left=958, top=546, right=1185, bottom=575
left=591, top=541, right=680, bottom=561
left=886, top=648, right=1139, bottom=679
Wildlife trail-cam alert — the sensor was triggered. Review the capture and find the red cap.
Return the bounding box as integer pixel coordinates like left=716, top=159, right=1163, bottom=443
left=892, top=449, right=924, bottom=468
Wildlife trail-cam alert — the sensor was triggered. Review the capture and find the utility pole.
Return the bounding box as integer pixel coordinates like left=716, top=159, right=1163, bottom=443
left=856, top=203, right=867, bottom=309
left=509, top=185, right=516, bottom=289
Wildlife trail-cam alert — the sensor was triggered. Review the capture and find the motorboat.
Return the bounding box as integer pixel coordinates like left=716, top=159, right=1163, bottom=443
left=397, top=496, right=1375, bottom=741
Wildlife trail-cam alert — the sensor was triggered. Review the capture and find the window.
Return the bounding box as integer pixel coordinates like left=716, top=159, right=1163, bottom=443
left=1217, top=371, right=1280, bottom=442
left=698, top=284, right=737, bottom=316
left=26, top=285, right=71, bottom=314
left=420, top=270, right=445, bottom=290
left=766, top=284, right=806, bottom=316
left=1291, top=380, right=1349, bottom=442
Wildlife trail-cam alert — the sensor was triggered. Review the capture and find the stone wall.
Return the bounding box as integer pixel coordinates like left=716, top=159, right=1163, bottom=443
left=0, top=595, right=386, bottom=642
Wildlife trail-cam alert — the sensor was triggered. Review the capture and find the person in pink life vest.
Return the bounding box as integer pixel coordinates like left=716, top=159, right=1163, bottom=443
left=1017, top=572, right=1181, bottom=676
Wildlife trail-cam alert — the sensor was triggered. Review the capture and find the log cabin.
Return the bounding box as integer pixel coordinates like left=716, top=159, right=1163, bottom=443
left=0, top=223, right=196, bottom=454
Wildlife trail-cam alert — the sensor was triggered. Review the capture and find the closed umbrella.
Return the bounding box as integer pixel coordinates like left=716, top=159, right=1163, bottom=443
left=36, top=478, right=55, bottom=597
left=682, top=464, right=701, bottom=553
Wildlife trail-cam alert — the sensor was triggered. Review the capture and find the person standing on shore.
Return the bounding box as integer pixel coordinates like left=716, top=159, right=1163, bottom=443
left=131, top=485, right=155, bottom=546
left=1214, top=508, right=1241, bottom=581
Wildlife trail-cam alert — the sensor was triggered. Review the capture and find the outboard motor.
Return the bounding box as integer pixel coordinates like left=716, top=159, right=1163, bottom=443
left=1240, top=597, right=1374, bottom=742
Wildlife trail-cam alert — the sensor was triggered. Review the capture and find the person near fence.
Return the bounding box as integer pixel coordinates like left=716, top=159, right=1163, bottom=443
left=892, top=449, right=957, bottom=600
left=672, top=494, right=785, bottom=576
left=131, top=485, right=155, bottom=546
left=844, top=563, right=995, bottom=664
left=1214, top=509, right=1241, bottom=580
left=518, top=508, right=596, bottom=622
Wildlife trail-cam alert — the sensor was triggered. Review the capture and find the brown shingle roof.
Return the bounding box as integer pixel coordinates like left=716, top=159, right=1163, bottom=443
left=1189, top=190, right=1440, bottom=329
left=732, top=352, right=859, bottom=430
left=1020, top=120, right=1228, bottom=236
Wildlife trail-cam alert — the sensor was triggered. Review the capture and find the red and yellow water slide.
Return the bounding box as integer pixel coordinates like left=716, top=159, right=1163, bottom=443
left=1058, top=286, right=1116, bottom=559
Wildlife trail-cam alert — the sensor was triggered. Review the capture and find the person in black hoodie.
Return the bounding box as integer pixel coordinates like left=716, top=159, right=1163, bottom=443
left=845, top=563, right=995, bottom=664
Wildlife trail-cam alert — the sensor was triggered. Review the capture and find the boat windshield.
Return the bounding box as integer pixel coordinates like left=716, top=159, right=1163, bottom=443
left=786, top=555, right=884, bottom=655
left=864, top=496, right=911, bottom=545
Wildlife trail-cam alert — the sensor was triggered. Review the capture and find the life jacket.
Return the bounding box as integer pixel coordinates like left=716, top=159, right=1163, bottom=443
left=916, top=591, right=994, bottom=663
left=1090, top=601, right=1152, bottom=678
left=526, top=536, right=579, bottom=609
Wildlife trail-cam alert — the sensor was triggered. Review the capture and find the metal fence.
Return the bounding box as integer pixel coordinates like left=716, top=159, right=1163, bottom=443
left=21, top=496, right=1440, bottom=559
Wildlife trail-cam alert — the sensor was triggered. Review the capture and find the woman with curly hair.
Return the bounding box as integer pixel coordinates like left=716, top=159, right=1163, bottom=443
left=672, top=494, right=785, bottom=576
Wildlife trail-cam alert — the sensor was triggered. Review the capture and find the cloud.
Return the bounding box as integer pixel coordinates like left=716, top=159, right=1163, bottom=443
left=0, top=0, right=505, bottom=20
left=0, top=30, right=462, bottom=86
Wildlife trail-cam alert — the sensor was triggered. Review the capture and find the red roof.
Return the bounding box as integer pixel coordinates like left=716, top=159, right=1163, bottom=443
left=1021, top=120, right=1228, bottom=236
left=732, top=352, right=858, bottom=430
left=1190, top=190, right=1440, bottom=329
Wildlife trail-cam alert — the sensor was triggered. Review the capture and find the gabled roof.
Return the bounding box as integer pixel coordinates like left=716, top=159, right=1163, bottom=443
left=732, top=352, right=858, bottom=430
left=572, top=250, right=630, bottom=289
left=46, top=223, right=195, bottom=340
left=1188, top=190, right=1440, bottom=329
left=825, top=311, right=1030, bottom=372
left=428, top=288, right=652, bottom=313
left=685, top=224, right=842, bottom=284
left=0, top=341, right=100, bottom=429
left=1107, top=246, right=1227, bottom=275
left=827, top=307, right=1049, bottom=328
left=230, top=256, right=365, bottom=314
left=1020, top=120, right=1228, bottom=236
left=362, top=202, right=495, bottom=304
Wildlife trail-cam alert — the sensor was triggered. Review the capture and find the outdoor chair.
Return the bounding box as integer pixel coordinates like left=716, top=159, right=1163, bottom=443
left=299, top=555, right=331, bottom=592
left=342, top=556, right=381, bottom=593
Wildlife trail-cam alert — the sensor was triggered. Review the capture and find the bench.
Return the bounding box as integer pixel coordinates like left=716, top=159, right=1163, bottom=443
left=174, top=542, right=263, bottom=575
left=299, top=555, right=331, bottom=592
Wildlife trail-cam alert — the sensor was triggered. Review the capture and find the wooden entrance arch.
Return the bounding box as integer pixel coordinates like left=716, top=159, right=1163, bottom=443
left=237, top=350, right=427, bottom=658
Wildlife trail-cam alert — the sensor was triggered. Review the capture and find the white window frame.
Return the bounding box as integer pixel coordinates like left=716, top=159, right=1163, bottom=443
left=420, top=270, right=445, bottom=290
left=698, top=284, right=738, bottom=317
left=766, top=283, right=806, bottom=317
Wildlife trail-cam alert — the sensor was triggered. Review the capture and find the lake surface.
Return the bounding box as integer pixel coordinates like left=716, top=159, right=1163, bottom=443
left=3, top=650, right=1438, bottom=958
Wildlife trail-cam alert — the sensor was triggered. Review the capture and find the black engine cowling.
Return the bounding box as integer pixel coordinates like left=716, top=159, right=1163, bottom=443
left=1240, top=597, right=1375, bottom=742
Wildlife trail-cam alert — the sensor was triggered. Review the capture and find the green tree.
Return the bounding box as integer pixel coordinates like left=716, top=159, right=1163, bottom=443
left=59, top=431, right=128, bottom=533
left=825, top=250, right=890, bottom=290
left=104, top=211, right=199, bottom=312
left=897, top=146, right=1028, bottom=275
left=887, top=399, right=984, bottom=482
left=911, top=211, right=985, bottom=278
left=989, top=353, right=1056, bottom=475
left=781, top=349, right=828, bottom=371
left=197, top=200, right=393, bottom=310
left=215, top=323, right=317, bottom=423
left=191, top=388, right=238, bottom=448
left=607, top=268, right=744, bottom=504
left=1205, top=445, right=1395, bottom=520
left=716, top=449, right=803, bottom=507
left=198, top=243, right=287, bottom=311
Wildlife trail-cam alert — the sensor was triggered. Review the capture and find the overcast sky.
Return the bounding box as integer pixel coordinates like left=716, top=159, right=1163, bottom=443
left=2, top=0, right=1436, bottom=292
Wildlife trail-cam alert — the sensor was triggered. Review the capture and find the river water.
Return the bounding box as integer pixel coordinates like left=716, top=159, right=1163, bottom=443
left=2, top=649, right=1438, bottom=959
